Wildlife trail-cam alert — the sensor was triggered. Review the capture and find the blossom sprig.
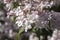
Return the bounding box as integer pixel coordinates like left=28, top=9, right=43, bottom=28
left=6, top=0, right=54, bottom=32
left=7, top=4, right=39, bottom=32
left=15, top=6, right=39, bottom=32
left=39, top=1, right=54, bottom=11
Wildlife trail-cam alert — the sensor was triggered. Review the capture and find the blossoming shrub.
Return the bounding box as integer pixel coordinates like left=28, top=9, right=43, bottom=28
left=1, top=0, right=60, bottom=40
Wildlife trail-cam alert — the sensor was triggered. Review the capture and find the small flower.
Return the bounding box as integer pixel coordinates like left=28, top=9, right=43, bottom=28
left=48, top=14, right=52, bottom=20
left=7, top=10, right=14, bottom=16
left=25, top=25, right=32, bottom=32
left=23, top=4, right=31, bottom=10
left=50, top=1, right=54, bottom=6
left=16, top=21, right=23, bottom=28
left=4, top=0, right=13, bottom=4
left=9, top=29, right=13, bottom=37
left=15, top=6, right=24, bottom=16
left=5, top=3, right=13, bottom=11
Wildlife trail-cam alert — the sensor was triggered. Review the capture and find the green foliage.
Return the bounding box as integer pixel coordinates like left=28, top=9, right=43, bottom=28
left=0, top=3, right=5, bottom=9
left=16, top=27, right=24, bottom=40
left=13, top=16, right=17, bottom=23
left=13, top=2, right=19, bottom=8
left=31, top=23, right=40, bottom=40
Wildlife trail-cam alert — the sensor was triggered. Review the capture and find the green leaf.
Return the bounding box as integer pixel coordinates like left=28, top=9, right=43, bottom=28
left=16, top=27, right=24, bottom=40
left=13, top=16, right=17, bottom=23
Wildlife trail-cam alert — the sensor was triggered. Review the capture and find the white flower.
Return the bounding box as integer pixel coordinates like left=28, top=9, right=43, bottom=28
left=26, top=14, right=35, bottom=23
left=15, top=6, right=21, bottom=12
left=48, top=14, right=52, bottom=20
left=26, top=12, right=39, bottom=24
left=15, top=6, right=24, bottom=16
left=24, top=19, right=28, bottom=25
left=4, top=0, right=13, bottom=4
left=27, top=25, right=32, bottom=29
left=25, top=24, right=32, bottom=32
left=18, top=12, right=24, bottom=16
left=25, top=26, right=28, bottom=32
left=39, top=1, right=54, bottom=10
left=31, top=11, right=38, bottom=15
left=24, top=24, right=32, bottom=32
left=9, top=29, right=13, bottom=37
left=50, top=1, right=54, bottom=6
left=7, top=10, right=14, bottom=16
left=4, top=0, right=13, bottom=11
left=4, top=0, right=7, bottom=3
left=16, top=16, right=24, bottom=21
left=23, top=4, right=31, bottom=10
left=16, top=21, right=23, bottom=28
left=39, top=1, right=45, bottom=10
left=5, top=3, right=13, bottom=11
left=23, top=18, right=32, bottom=32
left=29, top=33, right=39, bottom=40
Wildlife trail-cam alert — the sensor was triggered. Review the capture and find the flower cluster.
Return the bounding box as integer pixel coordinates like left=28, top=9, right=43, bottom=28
left=39, top=1, right=54, bottom=11
left=6, top=0, right=54, bottom=32
left=7, top=4, right=39, bottom=32
left=15, top=6, right=39, bottom=32
left=1, top=0, right=60, bottom=40
left=4, top=0, right=13, bottom=11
